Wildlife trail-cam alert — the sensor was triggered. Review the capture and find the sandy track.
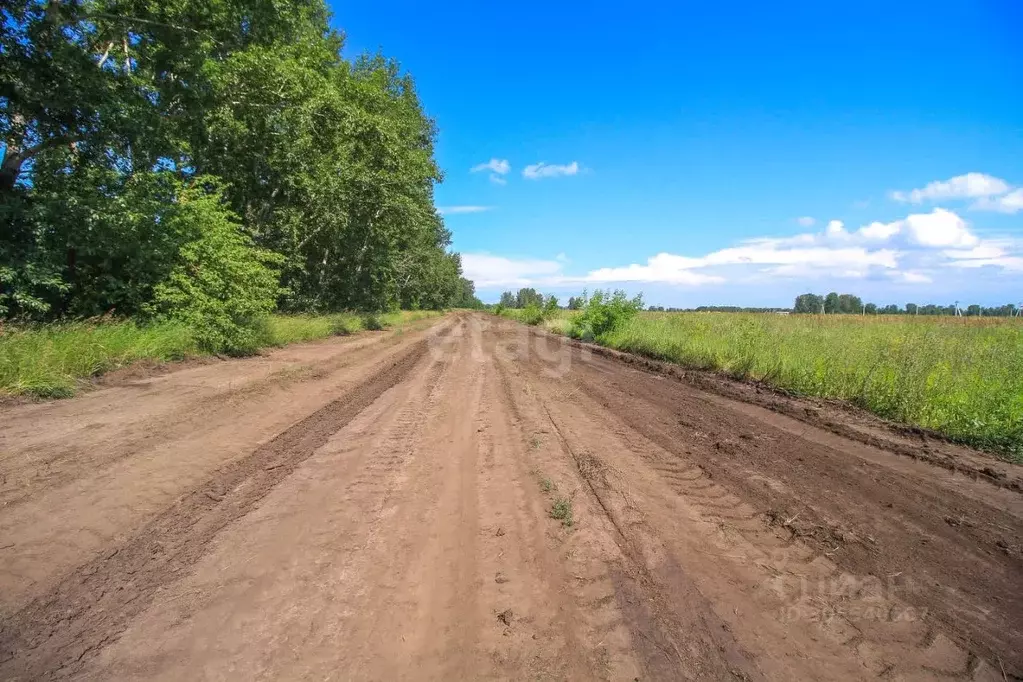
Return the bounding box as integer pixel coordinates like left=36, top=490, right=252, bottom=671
left=1, top=313, right=1020, bottom=680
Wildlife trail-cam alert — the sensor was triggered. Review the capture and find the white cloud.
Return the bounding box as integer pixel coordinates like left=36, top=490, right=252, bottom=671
left=946, top=257, right=1023, bottom=272
left=797, top=216, right=816, bottom=227
left=471, top=158, right=510, bottom=175
left=972, top=188, right=1023, bottom=214
left=464, top=205, right=1022, bottom=293
left=891, top=173, right=1010, bottom=203
left=579, top=243, right=897, bottom=286
left=583, top=254, right=724, bottom=285
left=814, top=209, right=977, bottom=248
left=943, top=243, right=1007, bottom=261
left=893, top=271, right=933, bottom=284
left=437, top=205, right=491, bottom=215
left=859, top=220, right=901, bottom=241
left=522, top=161, right=580, bottom=180
left=825, top=219, right=848, bottom=238
left=489, top=174, right=507, bottom=186
left=461, top=254, right=563, bottom=287
left=900, top=209, right=978, bottom=247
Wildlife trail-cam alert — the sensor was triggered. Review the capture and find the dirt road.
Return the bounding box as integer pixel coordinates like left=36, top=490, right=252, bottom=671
left=2, top=313, right=1021, bottom=681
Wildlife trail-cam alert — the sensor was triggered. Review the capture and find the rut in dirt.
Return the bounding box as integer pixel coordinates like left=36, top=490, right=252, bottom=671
left=0, top=331, right=440, bottom=680
left=0, top=313, right=1020, bottom=681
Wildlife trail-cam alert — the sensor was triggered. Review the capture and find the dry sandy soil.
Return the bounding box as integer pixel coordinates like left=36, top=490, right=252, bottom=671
left=1, top=312, right=1020, bottom=681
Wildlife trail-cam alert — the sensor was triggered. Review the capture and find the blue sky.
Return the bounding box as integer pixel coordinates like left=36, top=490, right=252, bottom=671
left=335, top=0, right=1023, bottom=306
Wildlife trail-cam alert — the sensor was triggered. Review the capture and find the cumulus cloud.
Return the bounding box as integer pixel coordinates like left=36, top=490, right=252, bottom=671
left=782, top=209, right=978, bottom=249
left=890, top=173, right=1010, bottom=203
left=897, top=208, right=979, bottom=248
left=943, top=244, right=1007, bottom=260
left=471, top=158, right=510, bottom=175
left=461, top=254, right=564, bottom=287
left=578, top=243, right=898, bottom=286
left=437, top=205, right=491, bottom=215
left=522, top=161, right=580, bottom=180
left=797, top=216, right=816, bottom=227
left=972, top=188, right=1023, bottom=214
left=893, top=271, right=933, bottom=284
left=825, top=220, right=847, bottom=238
left=946, top=256, right=1023, bottom=271
left=583, top=254, right=724, bottom=285
left=942, top=239, right=1023, bottom=271
left=464, top=206, right=1021, bottom=293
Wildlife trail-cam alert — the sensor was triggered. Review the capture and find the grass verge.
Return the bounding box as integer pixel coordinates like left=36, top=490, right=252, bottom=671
left=0, top=310, right=441, bottom=399
left=505, top=309, right=1023, bottom=461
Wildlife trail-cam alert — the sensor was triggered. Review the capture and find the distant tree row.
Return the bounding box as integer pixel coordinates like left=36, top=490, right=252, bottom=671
left=497, top=288, right=548, bottom=309
left=794, top=293, right=1020, bottom=317
left=647, top=305, right=790, bottom=313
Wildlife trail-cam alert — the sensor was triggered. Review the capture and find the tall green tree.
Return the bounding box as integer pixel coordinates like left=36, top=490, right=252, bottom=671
left=2, top=0, right=475, bottom=325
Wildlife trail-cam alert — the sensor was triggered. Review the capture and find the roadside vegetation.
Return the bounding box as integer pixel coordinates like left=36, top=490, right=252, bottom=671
left=1, top=0, right=480, bottom=385
left=496, top=289, right=1022, bottom=461
left=0, top=311, right=438, bottom=399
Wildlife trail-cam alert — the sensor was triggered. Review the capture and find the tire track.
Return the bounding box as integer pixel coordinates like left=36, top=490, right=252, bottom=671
left=489, top=332, right=759, bottom=681
left=500, top=320, right=1015, bottom=680
left=0, top=332, right=438, bottom=680
left=0, top=330, right=413, bottom=511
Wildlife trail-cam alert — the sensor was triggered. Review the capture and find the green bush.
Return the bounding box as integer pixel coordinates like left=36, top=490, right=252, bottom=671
left=520, top=303, right=545, bottom=326
left=150, top=182, right=283, bottom=355
left=569, top=289, right=644, bottom=341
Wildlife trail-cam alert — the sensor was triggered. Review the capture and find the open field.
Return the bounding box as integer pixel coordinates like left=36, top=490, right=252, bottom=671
left=0, top=311, right=441, bottom=399
left=1, top=312, right=1021, bottom=680
left=506, top=309, right=1023, bottom=460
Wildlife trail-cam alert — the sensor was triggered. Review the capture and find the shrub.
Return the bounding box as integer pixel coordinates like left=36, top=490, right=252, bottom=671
left=361, top=313, right=385, bottom=331
left=569, top=289, right=644, bottom=341
left=150, top=182, right=282, bottom=355
left=520, top=302, right=546, bottom=326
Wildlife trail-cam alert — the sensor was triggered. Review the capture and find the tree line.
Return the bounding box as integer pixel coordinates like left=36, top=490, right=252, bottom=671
left=793, top=293, right=1020, bottom=317
left=496, top=288, right=583, bottom=310
left=1, top=0, right=479, bottom=350
left=647, top=305, right=789, bottom=313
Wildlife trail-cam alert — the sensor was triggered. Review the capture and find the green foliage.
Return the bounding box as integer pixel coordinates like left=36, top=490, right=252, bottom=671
left=520, top=303, right=545, bottom=326
left=2, top=0, right=474, bottom=336
left=0, top=311, right=438, bottom=398
left=602, top=313, right=1023, bottom=460
left=0, top=319, right=198, bottom=398
left=149, top=182, right=282, bottom=355
left=568, top=289, right=644, bottom=341
left=550, top=497, right=574, bottom=527
left=795, top=292, right=1017, bottom=317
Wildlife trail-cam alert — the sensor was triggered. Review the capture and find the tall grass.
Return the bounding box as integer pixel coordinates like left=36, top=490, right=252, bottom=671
left=520, top=310, right=1023, bottom=459
left=0, top=320, right=198, bottom=398
left=0, top=311, right=441, bottom=399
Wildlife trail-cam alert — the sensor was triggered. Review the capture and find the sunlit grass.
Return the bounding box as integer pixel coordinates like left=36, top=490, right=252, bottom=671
left=0, top=320, right=198, bottom=398
left=0, top=310, right=442, bottom=399
left=516, top=310, right=1023, bottom=460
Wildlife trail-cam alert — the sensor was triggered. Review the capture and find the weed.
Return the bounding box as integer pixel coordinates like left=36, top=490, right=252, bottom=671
left=361, top=313, right=385, bottom=331
left=550, top=496, right=574, bottom=527
left=539, top=477, right=555, bottom=493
